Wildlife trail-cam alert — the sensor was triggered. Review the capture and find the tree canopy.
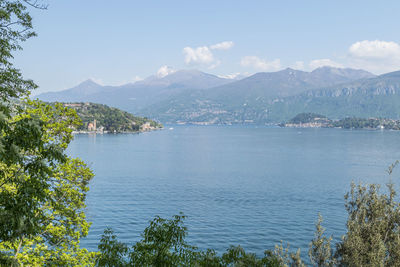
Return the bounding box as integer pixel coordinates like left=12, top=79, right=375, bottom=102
left=0, top=1, right=97, bottom=265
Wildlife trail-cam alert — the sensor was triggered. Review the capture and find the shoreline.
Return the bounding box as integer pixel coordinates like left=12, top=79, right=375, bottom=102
left=72, top=127, right=163, bottom=135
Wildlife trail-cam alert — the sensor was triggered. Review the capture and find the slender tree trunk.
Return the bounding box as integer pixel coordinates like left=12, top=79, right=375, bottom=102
left=14, top=237, right=23, bottom=260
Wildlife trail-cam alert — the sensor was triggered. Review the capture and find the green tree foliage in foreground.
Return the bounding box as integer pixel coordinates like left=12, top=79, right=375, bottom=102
left=0, top=100, right=97, bottom=265
left=0, top=0, right=37, bottom=107
left=0, top=1, right=97, bottom=265
left=335, top=166, right=400, bottom=266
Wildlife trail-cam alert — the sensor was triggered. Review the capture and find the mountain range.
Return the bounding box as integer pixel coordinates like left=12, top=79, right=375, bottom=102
left=37, top=66, right=400, bottom=124
left=38, top=70, right=233, bottom=114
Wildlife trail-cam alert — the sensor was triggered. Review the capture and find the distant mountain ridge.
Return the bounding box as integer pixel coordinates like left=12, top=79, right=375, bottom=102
left=138, top=67, right=378, bottom=123
left=38, top=70, right=234, bottom=114
left=194, top=67, right=375, bottom=102
left=138, top=69, right=232, bottom=88
left=36, top=66, right=400, bottom=124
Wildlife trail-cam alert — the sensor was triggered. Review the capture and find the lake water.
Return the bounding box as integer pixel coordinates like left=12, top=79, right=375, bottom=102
left=67, top=126, right=400, bottom=259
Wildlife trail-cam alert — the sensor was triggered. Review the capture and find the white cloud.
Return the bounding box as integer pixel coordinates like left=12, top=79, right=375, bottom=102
left=303, top=40, right=400, bottom=73
left=210, top=41, right=234, bottom=50
left=347, top=40, right=400, bottom=74
left=88, top=77, right=104, bottom=85
left=240, top=56, right=281, bottom=71
left=217, top=72, right=249, bottom=80
left=157, top=65, right=176, bottom=78
left=130, top=76, right=143, bottom=83
left=110, top=76, right=144, bottom=86
left=309, top=59, right=343, bottom=69
left=84, top=76, right=144, bottom=87
left=349, top=40, right=400, bottom=59
left=291, top=61, right=305, bottom=70
left=183, top=41, right=234, bottom=68
left=183, top=46, right=214, bottom=65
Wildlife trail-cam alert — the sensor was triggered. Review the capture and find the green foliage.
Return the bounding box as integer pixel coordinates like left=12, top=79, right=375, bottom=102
left=61, top=102, right=162, bottom=133
left=96, top=227, right=128, bottom=267
left=269, top=243, right=305, bottom=267
left=308, top=214, right=335, bottom=266
left=130, top=213, right=199, bottom=266
left=332, top=117, right=381, bottom=129
left=196, top=243, right=305, bottom=267
left=96, top=214, right=305, bottom=267
left=284, top=113, right=400, bottom=130
left=0, top=99, right=78, bottom=241
left=0, top=0, right=38, bottom=108
left=331, top=117, right=400, bottom=130
left=0, top=2, right=97, bottom=265
left=289, top=113, right=327, bottom=124
left=0, top=100, right=98, bottom=265
left=335, top=182, right=400, bottom=266
left=97, top=213, right=199, bottom=267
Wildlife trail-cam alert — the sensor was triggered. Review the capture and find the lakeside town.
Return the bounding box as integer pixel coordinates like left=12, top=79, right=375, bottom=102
left=71, top=119, right=158, bottom=134
left=282, top=113, right=400, bottom=130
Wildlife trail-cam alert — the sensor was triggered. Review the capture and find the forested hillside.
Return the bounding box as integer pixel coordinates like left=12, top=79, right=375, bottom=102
left=62, top=102, right=162, bottom=133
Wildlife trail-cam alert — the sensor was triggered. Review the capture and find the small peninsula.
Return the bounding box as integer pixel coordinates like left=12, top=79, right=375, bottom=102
left=61, top=102, right=163, bottom=133
left=281, top=112, right=400, bottom=130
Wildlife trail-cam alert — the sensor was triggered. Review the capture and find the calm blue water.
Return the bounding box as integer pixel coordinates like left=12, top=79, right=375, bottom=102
left=67, top=126, right=400, bottom=259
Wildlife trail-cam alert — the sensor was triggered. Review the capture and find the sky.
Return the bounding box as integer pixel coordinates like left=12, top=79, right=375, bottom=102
left=12, top=0, right=400, bottom=94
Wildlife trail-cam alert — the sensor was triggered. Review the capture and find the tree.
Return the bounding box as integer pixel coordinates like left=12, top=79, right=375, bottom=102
left=97, top=213, right=200, bottom=267
left=0, top=1, right=97, bottom=265
left=308, top=214, right=335, bottom=266
left=0, top=100, right=98, bottom=265
left=129, top=213, right=199, bottom=266
left=0, top=0, right=45, bottom=243
left=0, top=0, right=42, bottom=107
left=96, top=227, right=129, bottom=267
left=335, top=181, right=400, bottom=266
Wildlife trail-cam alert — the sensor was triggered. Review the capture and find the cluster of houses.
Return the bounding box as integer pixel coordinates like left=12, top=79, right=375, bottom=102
left=87, top=119, right=105, bottom=133
left=85, top=120, right=154, bottom=133
left=140, top=122, right=153, bottom=131
left=64, top=103, right=85, bottom=108
left=63, top=103, right=159, bottom=134
left=284, top=117, right=331, bottom=128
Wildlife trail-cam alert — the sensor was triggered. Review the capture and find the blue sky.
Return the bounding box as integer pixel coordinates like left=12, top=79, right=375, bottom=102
left=13, top=0, right=400, bottom=94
